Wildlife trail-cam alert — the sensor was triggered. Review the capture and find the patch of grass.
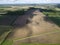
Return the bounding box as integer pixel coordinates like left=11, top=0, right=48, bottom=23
left=0, top=26, right=12, bottom=45
left=48, top=17, right=60, bottom=26
left=0, top=26, right=12, bottom=36
left=41, top=8, right=60, bottom=26
left=19, top=43, right=60, bottom=45
left=1, top=39, right=13, bottom=45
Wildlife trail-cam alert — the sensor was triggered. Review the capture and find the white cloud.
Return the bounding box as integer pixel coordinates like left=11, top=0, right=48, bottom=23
left=0, top=0, right=60, bottom=4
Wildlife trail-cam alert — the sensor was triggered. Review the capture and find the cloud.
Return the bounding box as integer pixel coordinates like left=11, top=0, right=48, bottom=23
left=0, top=0, right=60, bottom=4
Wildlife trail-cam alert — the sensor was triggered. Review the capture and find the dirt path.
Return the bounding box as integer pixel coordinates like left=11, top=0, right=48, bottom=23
left=9, top=9, right=60, bottom=45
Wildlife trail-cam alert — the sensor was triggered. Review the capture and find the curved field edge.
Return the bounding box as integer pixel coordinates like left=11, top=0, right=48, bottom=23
left=0, top=26, right=13, bottom=45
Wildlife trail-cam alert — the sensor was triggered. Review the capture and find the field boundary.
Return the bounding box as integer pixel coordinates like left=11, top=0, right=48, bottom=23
left=14, top=30, right=60, bottom=42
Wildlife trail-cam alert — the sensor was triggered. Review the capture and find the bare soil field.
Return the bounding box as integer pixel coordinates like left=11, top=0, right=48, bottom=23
left=8, top=9, right=60, bottom=45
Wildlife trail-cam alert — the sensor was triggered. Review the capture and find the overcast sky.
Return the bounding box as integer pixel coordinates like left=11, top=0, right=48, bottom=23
left=0, top=0, right=60, bottom=4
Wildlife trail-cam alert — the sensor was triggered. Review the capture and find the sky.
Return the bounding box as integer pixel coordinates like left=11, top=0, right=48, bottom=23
left=0, top=0, right=60, bottom=4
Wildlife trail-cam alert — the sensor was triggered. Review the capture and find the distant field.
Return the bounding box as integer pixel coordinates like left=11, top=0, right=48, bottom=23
left=0, top=6, right=29, bottom=11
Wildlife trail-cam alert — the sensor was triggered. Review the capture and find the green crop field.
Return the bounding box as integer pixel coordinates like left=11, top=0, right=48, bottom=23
left=40, top=8, right=60, bottom=27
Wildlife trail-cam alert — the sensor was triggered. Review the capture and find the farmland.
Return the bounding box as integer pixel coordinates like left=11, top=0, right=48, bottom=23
left=0, top=5, right=60, bottom=45
left=0, top=6, right=28, bottom=45
left=40, top=8, right=60, bottom=26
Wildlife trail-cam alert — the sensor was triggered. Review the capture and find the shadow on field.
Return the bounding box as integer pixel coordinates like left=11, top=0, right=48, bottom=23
left=48, top=17, right=60, bottom=27
left=0, top=26, right=11, bottom=36
left=39, top=8, right=55, bottom=12
left=0, top=9, right=26, bottom=26
left=12, top=7, right=37, bottom=27
left=43, top=16, right=60, bottom=26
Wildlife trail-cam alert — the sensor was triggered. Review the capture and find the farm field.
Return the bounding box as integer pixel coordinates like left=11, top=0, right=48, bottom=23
left=12, top=9, right=60, bottom=45
left=0, top=6, right=29, bottom=45
left=0, top=6, right=60, bottom=45
left=40, top=8, right=60, bottom=26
